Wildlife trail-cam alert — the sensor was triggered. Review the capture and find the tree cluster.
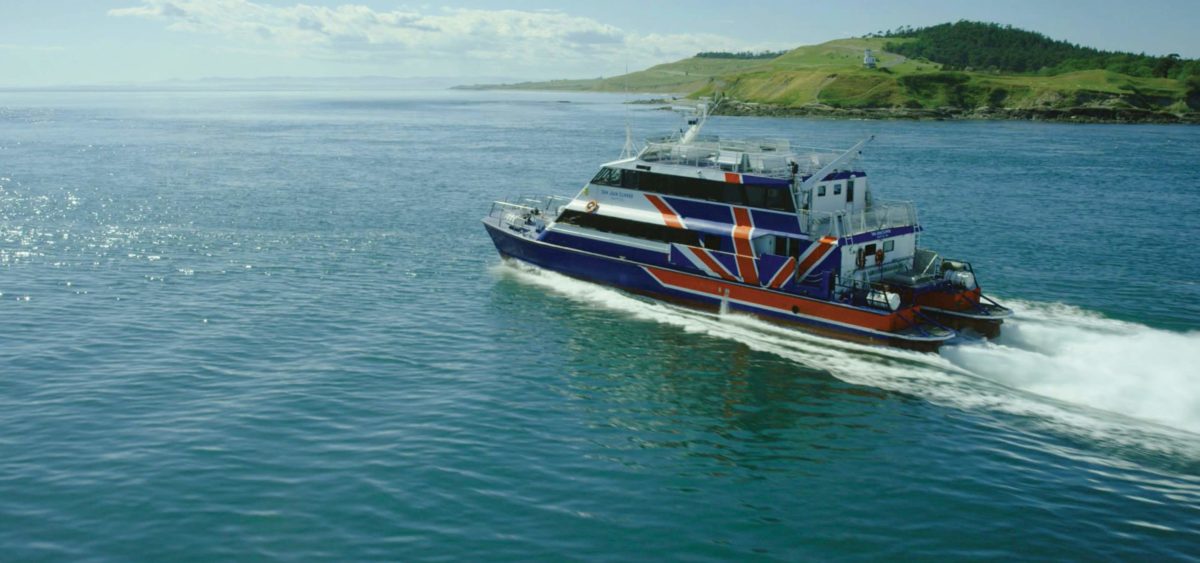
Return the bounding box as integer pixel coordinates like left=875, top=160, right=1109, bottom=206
left=876, top=21, right=1197, bottom=80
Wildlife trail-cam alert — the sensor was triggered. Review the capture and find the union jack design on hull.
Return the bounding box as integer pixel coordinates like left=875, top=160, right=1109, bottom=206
left=482, top=100, right=1011, bottom=349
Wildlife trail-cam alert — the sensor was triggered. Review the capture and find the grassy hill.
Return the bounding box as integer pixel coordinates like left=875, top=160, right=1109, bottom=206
left=458, top=25, right=1200, bottom=123
left=455, top=57, right=763, bottom=94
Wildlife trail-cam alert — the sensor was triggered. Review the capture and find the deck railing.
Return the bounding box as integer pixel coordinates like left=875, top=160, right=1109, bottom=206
left=487, top=194, right=574, bottom=220
left=800, top=200, right=918, bottom=239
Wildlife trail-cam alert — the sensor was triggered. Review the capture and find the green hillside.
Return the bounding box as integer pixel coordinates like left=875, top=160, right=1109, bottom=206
left=458, top=24, right=1200, bottom=122
left=458, top=57, right=763, bottom=93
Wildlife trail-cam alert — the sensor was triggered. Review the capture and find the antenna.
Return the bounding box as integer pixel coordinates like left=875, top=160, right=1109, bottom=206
left=619, top=63, right=636, bottom=159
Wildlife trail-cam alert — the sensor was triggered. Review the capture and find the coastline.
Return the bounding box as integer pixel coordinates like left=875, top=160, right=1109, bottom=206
left=710, top=99, right=1200, bottom=125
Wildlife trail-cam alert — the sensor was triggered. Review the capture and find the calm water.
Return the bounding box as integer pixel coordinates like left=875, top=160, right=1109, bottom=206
left=2, top=88, right=1199, bottom=561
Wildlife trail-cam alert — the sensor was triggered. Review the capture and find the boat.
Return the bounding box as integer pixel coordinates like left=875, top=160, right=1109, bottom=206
left=481, top=101, right=1011, bottom=350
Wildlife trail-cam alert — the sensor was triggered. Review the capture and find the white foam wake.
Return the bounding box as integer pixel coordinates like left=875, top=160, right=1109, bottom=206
left=494, top=262, right=1200, bottom=445
left=942, top=300, right=1200, bottom=435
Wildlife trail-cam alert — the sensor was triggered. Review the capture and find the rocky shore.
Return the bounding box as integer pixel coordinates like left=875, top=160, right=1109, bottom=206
left=710, top=99, right=1200, bottom=124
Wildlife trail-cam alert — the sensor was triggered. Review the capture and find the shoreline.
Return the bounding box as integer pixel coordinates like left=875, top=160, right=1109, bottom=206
left=710, top=99, right=1200, bottom=125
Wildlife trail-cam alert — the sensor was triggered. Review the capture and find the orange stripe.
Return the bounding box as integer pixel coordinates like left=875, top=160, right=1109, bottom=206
left=724, top=172, right=741, bottom=184
left=737, top=255, right=759, bottom=285
left=690, top=248, right=738, bottom=282
left=731, top=207, right=754, bottom=256
left=794, top=243, right=832, bottom=280
left=768, top=257, right=796, bottom=288
left=644, top=194, right=683, bottom=229
left=645, top=266, right=910, bottom=331
left=729, top=207, right=758, bottom=284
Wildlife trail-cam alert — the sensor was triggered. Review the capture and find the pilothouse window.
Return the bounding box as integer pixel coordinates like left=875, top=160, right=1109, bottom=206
left=591, top=167, right=621, bottom=186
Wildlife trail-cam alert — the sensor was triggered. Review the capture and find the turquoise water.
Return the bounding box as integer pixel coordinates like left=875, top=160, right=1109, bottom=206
left=2, top=89, right=1199, bottom=560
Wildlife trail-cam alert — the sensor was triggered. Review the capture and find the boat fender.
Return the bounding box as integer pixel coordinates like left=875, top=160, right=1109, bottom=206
left=875, top=248, right=885, bottom=265
left=585, top=200, right=599, bottom=213
left=855, top=248, right=866, bottom=269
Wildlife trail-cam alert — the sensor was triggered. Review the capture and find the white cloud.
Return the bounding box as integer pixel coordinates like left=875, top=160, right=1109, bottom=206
left=107, top=1, right=777, bottom=77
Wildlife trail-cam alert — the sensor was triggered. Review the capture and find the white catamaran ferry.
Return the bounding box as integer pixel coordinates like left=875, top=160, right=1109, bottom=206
left=482, top=102, right=1010, bottom=350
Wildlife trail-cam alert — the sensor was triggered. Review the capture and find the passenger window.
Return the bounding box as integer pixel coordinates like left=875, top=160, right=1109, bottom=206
left=774, top=237, right=795, bottom=256
left=621, top=169, right=640, bottom=189
left=817, top=185, right=826, bottom=197
left=883, top=240, right=894, bottom=252
left=744, top=186, right=767, bottom=208
left=834, top=183, right=842, bottom=195
left=865, top=243, right=877, bottom=254
left=703, top=234, right=722, bottom=250
left=723, top=185, right=747, bottom=205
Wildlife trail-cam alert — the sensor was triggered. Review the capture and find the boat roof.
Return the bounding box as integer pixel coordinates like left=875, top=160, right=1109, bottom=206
left=601, top=135, right=855, bottom=181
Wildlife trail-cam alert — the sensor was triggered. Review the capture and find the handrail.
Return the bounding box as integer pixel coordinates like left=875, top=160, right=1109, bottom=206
left=799, top=200, right=917, bottom=238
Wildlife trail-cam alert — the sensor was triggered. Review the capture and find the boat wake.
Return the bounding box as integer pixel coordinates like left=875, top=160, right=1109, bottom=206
left=942, top=301, right=1200, bottom=435
left=495, top=262, right=1200, bottom=451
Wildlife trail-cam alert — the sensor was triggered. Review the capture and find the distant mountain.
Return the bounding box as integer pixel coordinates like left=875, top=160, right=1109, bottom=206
left=459, top=22, right=1200, bottom=123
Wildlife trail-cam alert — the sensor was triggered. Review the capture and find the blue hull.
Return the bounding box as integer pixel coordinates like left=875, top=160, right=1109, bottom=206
left=483, top=218, right=953, bottom=350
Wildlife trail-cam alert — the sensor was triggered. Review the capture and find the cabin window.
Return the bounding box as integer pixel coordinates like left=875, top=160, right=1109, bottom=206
left=865, top=243, right=877, bottom=254
left=883, top=239, right=894, bottom=252
left=847, top=180, right=855, bottom=202
left=834, top=183, right=842, bottom=195
left=557, top=209, right=701, bottom=246
left=703, top=234, right=722, bottom=250
left=744, top=185, right=768, bottom=208
left=773, top=237, right=799, bottom=257
left=620, top=169, right=640, bottom=189
left=722, top=184, right=747, bottom=206
left=765, top=187, right=794, bottom=212
left=592, top=169, right=795, bottom=212
left=818, top=185, right=826, bottom=197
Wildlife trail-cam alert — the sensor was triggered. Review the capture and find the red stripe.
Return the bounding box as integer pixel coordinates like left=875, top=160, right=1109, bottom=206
left=724, top=172, right=741, bottom=184
left=768, top=257, right=796, bottom=288
left=690, top=248, right=738, bottom=281
left=794, top=243, right=832, bottom=280
left=645, top=194, right=683, bottom=229
left=737, top=255, right=759, bottom=285
left=731, top=207, right=754, bottom=256
left=645, top=266, right=910, bottom=331
left=730, top=207, right=758, bottom=285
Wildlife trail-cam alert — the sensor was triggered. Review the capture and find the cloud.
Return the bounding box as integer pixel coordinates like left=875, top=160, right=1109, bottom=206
left=107, top=1, right=777, bottom=76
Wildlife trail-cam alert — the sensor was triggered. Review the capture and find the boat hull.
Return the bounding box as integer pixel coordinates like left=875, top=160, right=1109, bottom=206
left=484, top=219, right=954, bottom=351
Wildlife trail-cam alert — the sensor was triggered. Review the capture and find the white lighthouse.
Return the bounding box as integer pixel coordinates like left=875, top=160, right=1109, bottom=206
left=863, top=48, right=877, bottom=68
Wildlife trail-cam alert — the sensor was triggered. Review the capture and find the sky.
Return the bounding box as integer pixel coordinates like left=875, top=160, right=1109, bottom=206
left=1, top=0, right=1198, bottom=86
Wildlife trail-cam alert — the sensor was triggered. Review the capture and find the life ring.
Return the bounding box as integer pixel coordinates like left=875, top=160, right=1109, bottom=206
left=585, top=200, right=599, bottom=213
left=874, top=248, right=885, bottom=265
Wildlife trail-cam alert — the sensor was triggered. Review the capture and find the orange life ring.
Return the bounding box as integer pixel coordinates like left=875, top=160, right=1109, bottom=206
left=874, top=248, right=885, bottom=265
left=585, top=200, right=599, bottom=213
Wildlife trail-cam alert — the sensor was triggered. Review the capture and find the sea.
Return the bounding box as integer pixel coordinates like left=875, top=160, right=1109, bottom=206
left=2, top=87, right=1199, bottom=561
